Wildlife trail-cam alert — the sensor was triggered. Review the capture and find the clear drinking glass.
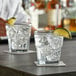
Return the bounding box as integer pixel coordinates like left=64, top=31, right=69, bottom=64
left=6, top=23, right=31, bottom=52
left=34, top=31, right=63, bottom=64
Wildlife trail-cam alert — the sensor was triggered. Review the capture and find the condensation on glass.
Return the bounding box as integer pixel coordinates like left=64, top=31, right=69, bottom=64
left=34, top=31, right=63, bottom=64
left=6, top=23, right=31, bottom=52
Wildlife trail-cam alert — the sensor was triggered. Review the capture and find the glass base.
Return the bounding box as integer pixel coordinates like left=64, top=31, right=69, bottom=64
left=11, top=49, right=28, bottom=52
left=34, top=61, right=66, bottom=66
left=4, top=50, right=36, bottom=55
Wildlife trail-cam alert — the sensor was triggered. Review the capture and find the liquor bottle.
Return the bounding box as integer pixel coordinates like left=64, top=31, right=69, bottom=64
left=63, top=18, right=70, bottom=30
left=47, top=0, right=62, bottom=30
left=63, top=0, right=74, bottom=31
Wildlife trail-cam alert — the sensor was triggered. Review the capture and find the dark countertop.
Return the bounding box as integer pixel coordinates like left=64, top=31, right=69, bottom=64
left=0, top=38, right=76, bottom=76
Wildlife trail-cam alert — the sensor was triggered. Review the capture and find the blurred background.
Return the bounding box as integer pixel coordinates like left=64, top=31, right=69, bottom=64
left=0, top=0, right=76, bottom=41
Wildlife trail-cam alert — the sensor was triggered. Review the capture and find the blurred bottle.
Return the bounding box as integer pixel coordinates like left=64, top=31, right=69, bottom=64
left=47, top=0, right=62, bottom=30
left=67, top=0, right=74, bottom=7
left=62, top=7, right=70, bottom=31
left=60, top=0, right=74, bottom=8
left=61, top=0, right=74, bottom=31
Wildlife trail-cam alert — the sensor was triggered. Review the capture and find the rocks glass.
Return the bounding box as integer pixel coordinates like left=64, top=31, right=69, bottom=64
left=34, top=31, right=63, bottom=64
left=6, top=23, right=31, bottom=53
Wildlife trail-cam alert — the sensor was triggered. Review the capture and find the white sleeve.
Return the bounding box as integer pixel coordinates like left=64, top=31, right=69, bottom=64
left=15, top=0, right=31, bottom=24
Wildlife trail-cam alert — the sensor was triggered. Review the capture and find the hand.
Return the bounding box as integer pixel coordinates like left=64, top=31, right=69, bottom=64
left=31, top=27, right=37, bottom=36
left=0, top=18, right=6, bottom=26
left=0, top=18, right=6, bottom=36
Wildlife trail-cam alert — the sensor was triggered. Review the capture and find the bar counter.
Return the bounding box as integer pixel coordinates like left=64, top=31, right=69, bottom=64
left=0, top=38, right=76, bottom=76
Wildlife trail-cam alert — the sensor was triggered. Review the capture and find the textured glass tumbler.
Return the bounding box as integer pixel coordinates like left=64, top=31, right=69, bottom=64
left=34, top=31, right=63, bottom=64
left=6, top=23, right=31, bottom=52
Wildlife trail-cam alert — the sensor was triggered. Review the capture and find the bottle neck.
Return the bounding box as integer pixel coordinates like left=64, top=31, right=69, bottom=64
left=49, top=0, right=61, bottom=9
